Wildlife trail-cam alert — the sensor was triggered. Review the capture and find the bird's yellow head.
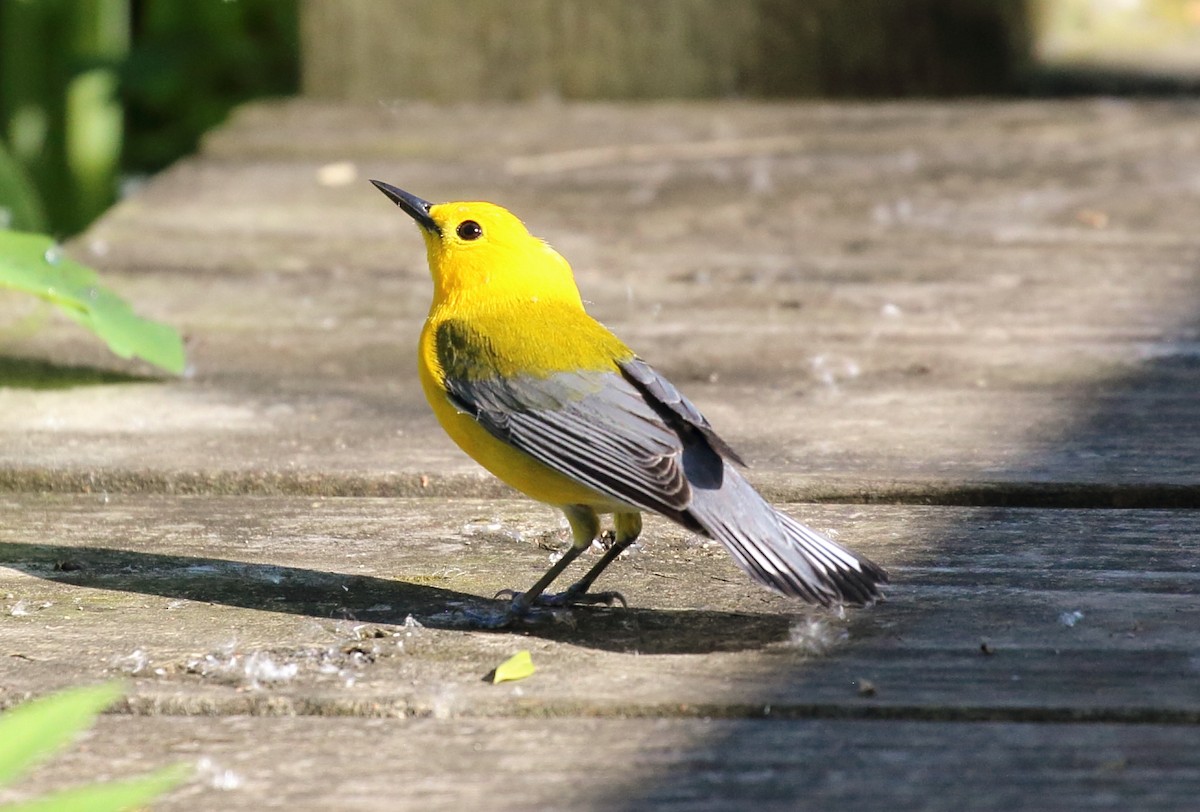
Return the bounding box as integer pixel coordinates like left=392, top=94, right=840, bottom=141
left=371, top=180, right=582, bottom=310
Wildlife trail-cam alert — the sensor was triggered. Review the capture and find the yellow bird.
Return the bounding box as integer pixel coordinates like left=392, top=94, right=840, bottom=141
left=372, top=180, right=886, bottom=620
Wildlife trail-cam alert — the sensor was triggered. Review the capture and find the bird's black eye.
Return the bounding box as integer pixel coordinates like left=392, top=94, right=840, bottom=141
left=456, top=220, right=483, bottom=241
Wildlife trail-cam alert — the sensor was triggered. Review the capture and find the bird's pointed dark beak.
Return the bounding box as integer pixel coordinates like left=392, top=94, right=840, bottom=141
left=370, top=179, right=441, bottom=235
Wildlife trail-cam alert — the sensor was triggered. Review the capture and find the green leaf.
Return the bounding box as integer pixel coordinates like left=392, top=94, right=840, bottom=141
left=0, top=762, right=191, bottom=812
left=0, top=231, right=185, bottom=374
left=491, top=650, right=535, bottom=684
left=0, top=682, right=125, bottom=786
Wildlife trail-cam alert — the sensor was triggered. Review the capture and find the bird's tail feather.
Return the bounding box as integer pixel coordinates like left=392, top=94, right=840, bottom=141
left=687, top=467, right=887, bottom=607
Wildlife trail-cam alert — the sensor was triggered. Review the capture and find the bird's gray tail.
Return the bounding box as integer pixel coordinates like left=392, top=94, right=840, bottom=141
left=686, top=466, right=887, bottom=607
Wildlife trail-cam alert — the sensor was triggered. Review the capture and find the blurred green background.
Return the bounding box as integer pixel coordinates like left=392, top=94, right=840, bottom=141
left=0, top=0, right=298, bottom=238
left=2, top=0, right=1198, bottom=240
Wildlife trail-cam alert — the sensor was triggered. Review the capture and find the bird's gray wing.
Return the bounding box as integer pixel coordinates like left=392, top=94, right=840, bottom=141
left=442, top=366, right=699, bottom=523
left=617, top=357, right=746, bottom=468
left=435, top=322, right=736, bottom=523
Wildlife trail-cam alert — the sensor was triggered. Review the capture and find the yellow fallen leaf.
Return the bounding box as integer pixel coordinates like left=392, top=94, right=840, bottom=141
left=492, top=650, right=535, bottom=684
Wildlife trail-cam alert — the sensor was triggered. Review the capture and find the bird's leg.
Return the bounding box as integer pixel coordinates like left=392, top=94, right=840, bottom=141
left=538, top=511, right=642, bottom=608
left=496, top=505, right=599, bottom=620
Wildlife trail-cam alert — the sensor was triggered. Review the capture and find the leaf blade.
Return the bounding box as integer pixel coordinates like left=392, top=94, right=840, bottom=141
left=0, top=682, right=125, bottom=786
left=0, top=762, right=191, bottom=812
left=0, top=231, right=185, bottom=374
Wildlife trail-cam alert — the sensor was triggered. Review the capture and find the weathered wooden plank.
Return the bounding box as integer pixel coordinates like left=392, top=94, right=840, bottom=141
left=2, top=497, right=1196, bottom=720
left=1, top=100, right=1198, bottom=499
left=3, top=715, right=1198, bottom=812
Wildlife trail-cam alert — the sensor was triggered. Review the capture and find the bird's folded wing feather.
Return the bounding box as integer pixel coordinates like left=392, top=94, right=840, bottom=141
left=618, top=357, right=746, bottom=467
left=441, top=357, right=736, bottom=521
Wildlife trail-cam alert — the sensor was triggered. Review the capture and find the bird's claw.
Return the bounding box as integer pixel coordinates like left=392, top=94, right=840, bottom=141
left=489, top=586, right=627, bottom=626
left=537, top=589, right=627, bottom=608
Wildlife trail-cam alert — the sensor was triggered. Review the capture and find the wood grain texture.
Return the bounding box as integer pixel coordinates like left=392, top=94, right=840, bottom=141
left=3, top=716, right=1197, bottom=811
left=0, top=100, right=1198, bottom=501
left=2, top=497, right=1196, bottom=722
left=1, top=98, right=1198, bottom=809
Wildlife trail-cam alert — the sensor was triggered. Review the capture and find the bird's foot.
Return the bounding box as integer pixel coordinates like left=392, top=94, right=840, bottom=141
left=487, top=591, right=573, bottom=628
left=491, top=586, right=627, bottom=627
left=494, top=586, right=626, bottom=610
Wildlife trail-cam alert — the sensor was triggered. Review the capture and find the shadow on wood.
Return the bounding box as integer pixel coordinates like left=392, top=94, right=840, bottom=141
left=594, top=263, right=1200, bottom=808
left=0, top=541, right=793, bottom=654
left=0, top=355, right=154, bottom=389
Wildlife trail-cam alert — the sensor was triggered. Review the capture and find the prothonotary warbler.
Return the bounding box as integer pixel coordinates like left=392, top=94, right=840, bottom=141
left=371, top=180, right=887, bottom=621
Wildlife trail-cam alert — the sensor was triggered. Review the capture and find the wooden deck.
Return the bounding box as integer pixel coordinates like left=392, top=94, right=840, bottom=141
left=2, top=99, right=1199, bottom=810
